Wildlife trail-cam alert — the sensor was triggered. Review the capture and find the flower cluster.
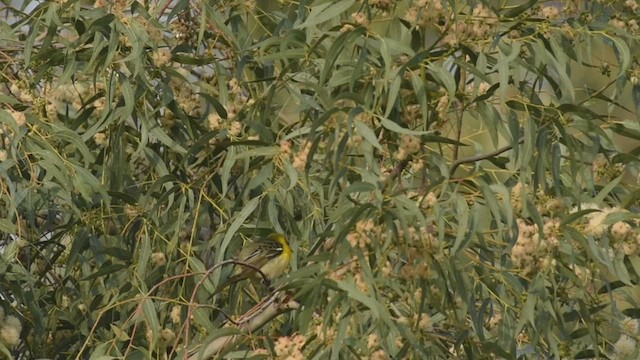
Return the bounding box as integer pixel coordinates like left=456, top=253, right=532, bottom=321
left=328, top=255, right=372, bottom=294
left=8, top=109, right=26, bottom=127
left=151, top=252, right=167, bottom=267
left=170, top=305, right=181, bottom=324
left=396, top=312, right=433, bottom=332
left=510, top=182, right=565, bottom=216
left=169, top=69, right=201, bottom=116
left=592, top=154, right=624, bottom=184
left=292, top=140, right=313, bottom=172
left=313, top=320, right=336, bottom=344
left=539, top=6, right=561, bottom=20
left=407, top=190, right=438, bottom=210
left=621, top=316, right=639, bottom=334
left=118, top=12, right=165, bottom=46
left=613, top=334, right=637, bottom=359
left=403, top=225, right=438, bottom=253
left=441, top=4, right=498, bottom=48
left=579, top=204, right=617, bottom=238
left=600, top=0, right=640, bottom=33
left=144, top=325, right=176, bottom=349
left=274, top=334, right=307, bottom=359
left=393, top=225, right=439, bottom=280
left=465, top=81, right=491, bottom=98
left=152, top=48, right=172, bottom=68
left=609, top=317, right=639, bottom=359
left=395, top=134, right=421, bottom=161
left=405, top=0, right=447, bottom=28
left=366, top=333, right=390, bottom=359
left=577, top=204, right=640, bottom=256
left=435, top=92, right=450, bottom=119
left=0, top=308, right=22, bottom=348
left=510, top=218, right=559, bottom=275
left=351, top=12, right=369, bottom=26
left=9, top=75, right=109, bottom=122
left=206, top=112, right=244, bottom=139
left=347, top=219, right=379, bottom=249
left=612, top=318, right=640, bottom=358
left=225, top=78, right=255, bottom=122
left=0, top=109, right=27, bottom=154
left=9, top=81, right=35, bottom=104
left=53, top=83, right=87, bottom=108
left=367, top=0, right=394, bottom=12
left=402, top=104, right=422, bottom=125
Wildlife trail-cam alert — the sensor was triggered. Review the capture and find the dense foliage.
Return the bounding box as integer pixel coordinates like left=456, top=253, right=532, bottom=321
left=2, top=0, right=640, bottom=358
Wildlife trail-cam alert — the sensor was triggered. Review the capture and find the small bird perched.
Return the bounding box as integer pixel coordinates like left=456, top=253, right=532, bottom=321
left=214, top=233, right=292, bottom=294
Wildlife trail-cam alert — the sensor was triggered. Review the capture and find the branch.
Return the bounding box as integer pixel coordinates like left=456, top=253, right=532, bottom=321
left=187, top=290, right=300, bottom=360
left=449, top=137, right=525, bottom=175
left=382, top=157, right=412, bottom=190
left=181, top=257, right=272, bottom=354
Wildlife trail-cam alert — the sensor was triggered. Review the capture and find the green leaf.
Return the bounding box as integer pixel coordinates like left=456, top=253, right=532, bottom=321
left=380, top=118, right=429, bottom=135
left=319, top=26, right=367, bottom=86
left=142, top=299, right=160, bottom=346
left=502, top=0, right=537, bottom=18
left=622, top=308, right=640, bottom=319
left=295, top=0, right=356, bottom=29
left=570, top=327, right=590, bottom=339
left=561, top=209, right=600, bottom=226
left=609, top=35, right=631, bottom=78
left=354, top=120, right=382, bottom=150
left=283, top=161, right=299, bottom=191
left=428, top=63, right=456, bottom=98
left=0, top=219, right=16, bottom=234
left=450, top=194, right=471, bottom=254
left=233, top=146, right=279, bottom=159
left=136, top=231, right=152, bottom=281
left=217, top=196, right=262, bottom=264
left=384, top=76, right=401, bottom=118
left=82, top=263, right=128, bottom=281
left=0, top=343, right=13, bottom=360
left=88, top=14, right=116, bottom=33
left=593, top=174, right=623, bottom=204
left=246, top=163, right=274, bottom=192
left=335, top=280, right=394, bottom=327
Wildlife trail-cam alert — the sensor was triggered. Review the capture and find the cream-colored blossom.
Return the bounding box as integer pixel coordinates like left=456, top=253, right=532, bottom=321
left=207, top=113, right=222, bottom=131
left=94, top=132, right=107, bottom=145
left=10, top=110, right=26, bottom=126
left=367, top=333, right=380, bottom=348
left=0, top=326, right=20, bottom=347
left=170, top=305, right=181, bottom=324
left=540, top=6, right=560, bottom=20
left=159, top=328, right=175, bottom=342
left=351, top=12, right=369, bottom=26
left=611, top=221, right=631, bottom=240
left=614, top=334, right=636, bottom=356
left=625, top=0, right=639, bottom=11
left=151, top=252, right=167, bottom=267
left=228, top=121, right=243, bottom=137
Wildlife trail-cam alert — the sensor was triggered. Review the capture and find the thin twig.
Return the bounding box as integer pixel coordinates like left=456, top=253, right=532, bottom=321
left=382, top=157, right=412, bottom=190
left=453, top=66, right=467, bottom=162
left=450, top=137, right=525, bottom=175
left=183, top=257, right=270, bottom=354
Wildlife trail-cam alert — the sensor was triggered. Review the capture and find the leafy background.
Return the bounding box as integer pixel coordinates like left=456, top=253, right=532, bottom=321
left=2, top=0, right=640, bottom=358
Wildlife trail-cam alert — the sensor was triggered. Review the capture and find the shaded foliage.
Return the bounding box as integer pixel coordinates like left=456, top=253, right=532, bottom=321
left=1, top=0, right=640, bottom=358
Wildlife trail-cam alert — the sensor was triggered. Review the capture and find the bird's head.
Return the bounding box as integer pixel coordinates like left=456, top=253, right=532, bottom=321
left=268, top=233, right=292, bottom=256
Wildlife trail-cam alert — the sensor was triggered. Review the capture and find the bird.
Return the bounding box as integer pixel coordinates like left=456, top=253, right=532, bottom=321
left=214, top=233, right=292, bottom=295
